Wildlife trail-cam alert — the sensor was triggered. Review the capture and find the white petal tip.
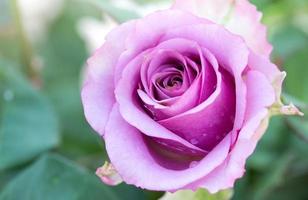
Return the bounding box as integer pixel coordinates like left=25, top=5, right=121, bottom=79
left=96, top=161, right=123, bottom=186
left=280, top=103, right=304, bottom=116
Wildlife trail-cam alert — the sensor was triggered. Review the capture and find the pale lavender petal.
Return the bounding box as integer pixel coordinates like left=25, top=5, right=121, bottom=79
left=172, top=0, right=272, bottom=56
left=115, top=52, right=206, bottom=152
left=113, top=10, right=211, bottom=84
left=96, top=161, right=123, bottom=186
left=81, top=21, right=136, bottom=135
left=105, top=105, right=231, bottom=190
left=182, top=70, right=275, bottom=192
left=159, top=69, right=235, bottom=151
left=160, top=23, right=249, bottom=146
left=248, top=51, right=282, bottom=83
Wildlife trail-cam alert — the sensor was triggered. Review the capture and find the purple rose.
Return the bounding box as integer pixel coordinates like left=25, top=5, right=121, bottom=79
left=81, top=0, right=301, bottom=193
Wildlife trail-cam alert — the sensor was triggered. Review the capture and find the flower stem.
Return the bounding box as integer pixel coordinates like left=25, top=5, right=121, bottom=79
left=10, top=0, right=40, bottom=85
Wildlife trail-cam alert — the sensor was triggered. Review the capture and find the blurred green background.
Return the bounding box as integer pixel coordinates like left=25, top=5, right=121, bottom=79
left=0, top=0, right=307, bottom=199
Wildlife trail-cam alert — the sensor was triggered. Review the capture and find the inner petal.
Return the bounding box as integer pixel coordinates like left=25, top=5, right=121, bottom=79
left=138, top=39, right=219, bottom=120
left=144, top=136, right=206, bottom=170
left=142, top=49, right=198, bottom=102
left=152, top=66, right=189, bottom=100
left=159, top=67, right=236, bottom=151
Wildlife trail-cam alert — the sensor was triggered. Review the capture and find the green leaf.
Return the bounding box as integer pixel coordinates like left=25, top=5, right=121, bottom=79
left=160, top=189, right=233, bottom=200
left=234, top=116, right=308, bottom=200
left=264, top=171, right=308, bottom=200
left=0, top=153, right=146, bottom=200
left=252, top=153, right=294, bottom=200
left=0, top=61, right=59, bottom=170
left=284, top=47, right=308, bottom=102
left=233, top=116, right=293, bottom=200
left=271, top=25, right=308, bottom=58
left=39, top=0, right=104, bottom=165
left=250, top=0, right=275, bottom=10
left=0, top=169, right=20, bottom=190
left=287, top=117, right=308, bottom=155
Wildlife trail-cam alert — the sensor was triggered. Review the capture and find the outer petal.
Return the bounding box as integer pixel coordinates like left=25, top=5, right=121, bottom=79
left=172, top=0, right=272, bottom=56
left=192, top=110, right=269, bottom=193
left=183, top=70, right=275, bottom=192
left=113, top=9, right=211, bottom=84
left=81, top=21, right=136, bottom=135
left=248, top=51, right=286, bottom=107
left=105, top=104, right=231, bottom=190
left=248, top=51, right=282, bottom=83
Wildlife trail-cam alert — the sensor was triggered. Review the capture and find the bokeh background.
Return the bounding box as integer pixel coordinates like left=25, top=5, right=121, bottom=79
left=0, top=0, right=307, bottom=199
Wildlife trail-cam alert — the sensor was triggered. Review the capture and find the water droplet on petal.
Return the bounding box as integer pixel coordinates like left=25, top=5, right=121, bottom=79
left=158, top=141, right=167, bottom=146
left=190, top=138, right=198, bottom=145
left=215, top=135, right=221, bottom=140
left=173, top=147, right=184, bottom=152
left=3, top=89, right=14, bottom=102
left=190, top=150, right=197, bottom=154
left=230, top=116, right=235, bottom=122
left=189, top=161, right=199, bottom=168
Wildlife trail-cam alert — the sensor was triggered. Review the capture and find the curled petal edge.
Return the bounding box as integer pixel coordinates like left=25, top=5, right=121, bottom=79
left=269, top=72, right=304, bottom=116
left=96, top=161, right=123, bottom=186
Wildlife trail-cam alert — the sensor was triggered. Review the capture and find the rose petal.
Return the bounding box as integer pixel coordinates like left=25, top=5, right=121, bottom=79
left=172, top=0, right=272, bottom=56
left=243, top=70, right=276, bottom=120
left=115, top=52, right=206, bottom=153
left=105, top=104, right=231, bottom=190
left=160, top=23, right=249, bottom=147
left=113, top=10, right=211, bottom=84
left=96, top=161, right=123, bottom=186
left=248, top=52, right=300, bottom=116
left=159, top=69, right=235, bottom=151
left=248, top=52, right=282, bottom=84
left=182, top=70, right=275, bottom=192
left=193, top=110, right=269, bottom=193
left=81, top=21, right=136, bottom=135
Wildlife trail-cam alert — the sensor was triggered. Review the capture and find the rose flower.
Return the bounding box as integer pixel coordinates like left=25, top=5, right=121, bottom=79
left=81, top=0, right=302, bottom=193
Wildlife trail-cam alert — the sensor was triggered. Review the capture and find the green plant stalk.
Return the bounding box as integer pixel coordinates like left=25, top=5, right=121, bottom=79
left=10, top=0, right=38, bottom=82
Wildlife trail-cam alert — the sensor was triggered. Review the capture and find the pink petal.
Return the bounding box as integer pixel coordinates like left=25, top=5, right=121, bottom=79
left=243, top=70, right=275, bottom=120
left=159, top=68, right=235, bottom=151
left=248, top=51, right=281, bottom=83
left=113, top=10, right=211, bottom=84
left=115, top=51, right=206, bottom=153
left=81, top=21, right=136, bottom=135
left=182, top=70, right=275, bottom=192
left=248, top=51, right=286, bottom=105
left=160, top=23, right=249, bottom=146
left=96, top=161, right=123, bottom=186
left=105, top=104, right=231, bottom=190
left=172, top=0, right=272, bottom=56
left=195, top=110, right=269, bottom=193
